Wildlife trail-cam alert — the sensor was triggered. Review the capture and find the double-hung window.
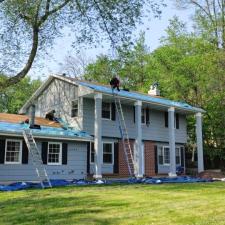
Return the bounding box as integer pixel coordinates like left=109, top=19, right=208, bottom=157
left=163, top=147, right=170, bottom=165
left=103, top=143, right=113, bottom=164
left=48, top=142, right=62, bottom=165
left=71, top=99, right=79, bottom=117
left=5, top=139, right=22, bottom=164
left=176, top=147, right=181, bottom=165
left=102, top=102, right=111, bottom=119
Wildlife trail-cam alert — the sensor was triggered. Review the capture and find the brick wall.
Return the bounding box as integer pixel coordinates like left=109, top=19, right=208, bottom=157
left=118, top=139, right=156, bottom=177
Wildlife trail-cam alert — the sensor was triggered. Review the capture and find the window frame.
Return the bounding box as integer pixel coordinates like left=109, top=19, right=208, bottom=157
left=71, top=99, right=79, bottom=118
left=163, top=146, right=170, bottom=165
left=4, top=139, right=22, bottom=164
left=102, top=102, right=112, bottom=120
left=176, top=147, right=181, bottom=165
left=141, top=108, right=146, bottom=124
left=47, top=142, right=62, bottom=165
left=90, top=143, right=95, bottom=164
left=102, top=142, right=114, bottom=165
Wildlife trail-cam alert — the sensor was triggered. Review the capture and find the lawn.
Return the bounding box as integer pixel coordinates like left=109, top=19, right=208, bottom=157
left=0, top=182, right=225, bottom=225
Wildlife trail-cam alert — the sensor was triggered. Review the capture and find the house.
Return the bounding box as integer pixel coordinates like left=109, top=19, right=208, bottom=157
left=0, top=74, right=205, bottom=182
left=0, top=113, right=92, bottom=182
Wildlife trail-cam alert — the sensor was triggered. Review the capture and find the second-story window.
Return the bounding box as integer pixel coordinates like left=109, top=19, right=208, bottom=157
left=71, top=99, right=78, bottom=117
left=102, top=102, right=111, bottom=119
left=141, top=108, right=146, bottom=124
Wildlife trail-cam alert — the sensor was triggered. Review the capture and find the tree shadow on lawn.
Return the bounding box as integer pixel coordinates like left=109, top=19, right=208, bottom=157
left=0, top=191, right=131, bottom=225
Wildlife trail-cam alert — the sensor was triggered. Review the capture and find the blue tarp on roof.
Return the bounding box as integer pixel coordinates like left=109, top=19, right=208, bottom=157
left=0, top=121, right=92, bottom=139
left=78, top=81, right=203, bottom=112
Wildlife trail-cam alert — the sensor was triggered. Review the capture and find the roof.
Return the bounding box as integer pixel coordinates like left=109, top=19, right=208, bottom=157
left=0, top=114, right=92, bottom=141
left=19, top=74, right=205, bottom=114
left=0, top=113, right=61, bottom=128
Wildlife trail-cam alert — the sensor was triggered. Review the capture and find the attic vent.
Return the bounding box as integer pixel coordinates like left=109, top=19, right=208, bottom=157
left=148, top=82, right=160, bottom=96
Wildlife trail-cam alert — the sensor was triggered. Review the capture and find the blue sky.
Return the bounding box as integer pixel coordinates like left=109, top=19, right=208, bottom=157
left=32, top=1, right=193, bottom=80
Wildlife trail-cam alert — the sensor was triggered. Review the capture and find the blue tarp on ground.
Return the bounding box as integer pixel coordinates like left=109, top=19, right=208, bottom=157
left=0, top=176, right=213, bottom=191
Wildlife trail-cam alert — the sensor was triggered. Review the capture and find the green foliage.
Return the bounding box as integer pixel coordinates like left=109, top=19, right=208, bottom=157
left=0, top=76, right=41, bottom=113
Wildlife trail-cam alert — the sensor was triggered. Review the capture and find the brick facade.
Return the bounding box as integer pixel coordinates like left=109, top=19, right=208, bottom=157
left=118, top=139, right=156, bottom=177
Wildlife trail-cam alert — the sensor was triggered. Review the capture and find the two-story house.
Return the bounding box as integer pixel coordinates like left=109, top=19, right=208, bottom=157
left=0, top=75, right=204, bottom=180
left=18, top=74, right=204, bottom=179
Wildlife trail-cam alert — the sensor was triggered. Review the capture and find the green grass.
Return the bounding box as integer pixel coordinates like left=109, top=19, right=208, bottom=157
left=0, top=182, right=225, bottom=225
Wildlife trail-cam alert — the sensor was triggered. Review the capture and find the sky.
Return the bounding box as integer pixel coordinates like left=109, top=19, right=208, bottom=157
left=31, top=0, right=193, bottom=80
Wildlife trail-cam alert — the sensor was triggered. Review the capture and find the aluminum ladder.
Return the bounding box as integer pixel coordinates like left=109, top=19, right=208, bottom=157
left=23, top=129, right=52, bottom=188
left=113, top=92, right=137, bottom=176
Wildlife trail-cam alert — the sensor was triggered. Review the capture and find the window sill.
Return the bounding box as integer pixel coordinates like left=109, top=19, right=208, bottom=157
left=47, top=163, right=62, bottom=166
left=5, top=162, right=21, bottom=165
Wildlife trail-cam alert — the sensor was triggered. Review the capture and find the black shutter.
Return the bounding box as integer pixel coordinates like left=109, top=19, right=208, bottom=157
left=22, top=141, right=29, bottom=164
left=146, top=108, right=150, bottom=126
left=176, top=114, right=180, bottom=129
left=62, top=143, right=68, bottom=165
left=113, top=142, right=119, bottom=173
left=87, top=142, right=90, bottom=174
left=164, top=111, right=168, bottom=127
left=111, top=103, right=116, bottom=121
left=133, top=106, right=136, bottom=123
left=154, top=145, right=158, bottom=174
left=42, top=142, right=48, bottom=164
left=0, top=139, right=5, bottom=164
left=181, top=147, right=184, bottom=167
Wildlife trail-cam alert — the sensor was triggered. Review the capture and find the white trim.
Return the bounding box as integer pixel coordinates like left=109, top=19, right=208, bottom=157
left=134, top=100, right=142, bottom=106
left=196, top=112, right=202, bottom=117
left=94, top=92, right=103, bottom=99
left=102, top=141, right=114, bottom=165
left=162, top=146, right=170, bottom=165
left=168, top=107, right=175, bottom=112
left=47, top=142, right=62, bottom=165
left=4, top=139, right=22, bottom=164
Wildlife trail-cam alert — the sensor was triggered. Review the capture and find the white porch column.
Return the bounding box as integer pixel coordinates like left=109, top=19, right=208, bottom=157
left=94, top=93, right=102, bottom=179
left=196, top=112, right=204, bottom=173
left=168, top=107, right=176, bottom=177
left=134, top=100, right=143, bottom=178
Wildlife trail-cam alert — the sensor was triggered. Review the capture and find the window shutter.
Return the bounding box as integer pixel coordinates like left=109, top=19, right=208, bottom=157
left=146, top=108, right=150, bottom=126
left=42, top=142, right=48, bottom=164
left=87, top=142, right=90, bottom=174
left=154, top=145, right=158, bottom=174
left=181, top=147, right=184, bottom=167
left=164, top=112, right=168, bottom=127
left=113, top=142, right=119, bottom=173
left=111, top=103, right=116, bottom=121
left=0, top=139, right=5, bottom=164
left=176, top=114, right=179, bottom=129
left=62, top=143, right=68, bottom=165
left=22, top=141, right=29, bottom=164
left=133, top=106, right=135, bottom=123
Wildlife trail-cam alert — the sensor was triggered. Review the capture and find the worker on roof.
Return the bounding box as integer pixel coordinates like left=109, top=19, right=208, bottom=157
left=110, top=76, right=120, bottom=91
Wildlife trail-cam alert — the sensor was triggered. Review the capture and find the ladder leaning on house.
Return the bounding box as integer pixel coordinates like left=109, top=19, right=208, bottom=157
left=113, top=92, right=137, bottom=177
left=23, top=129, right=52, bottom=188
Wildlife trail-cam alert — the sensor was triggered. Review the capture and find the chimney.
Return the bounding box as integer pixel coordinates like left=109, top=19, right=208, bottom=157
left=29, top=104, right=35, bottom=127
left=148, top=82, right=160, bottom=96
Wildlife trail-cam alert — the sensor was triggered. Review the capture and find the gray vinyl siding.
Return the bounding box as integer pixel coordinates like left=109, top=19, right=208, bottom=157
left=83, top=98, right=187, bottom=143
left=34, top=79, right=83, bottom=130
left=0, top=138, right=87, bottom=182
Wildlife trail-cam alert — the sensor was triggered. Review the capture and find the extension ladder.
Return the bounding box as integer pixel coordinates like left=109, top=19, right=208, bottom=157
left=23, top=129, right=52, bottom=188
left=113, top=92, right=137, bottom=176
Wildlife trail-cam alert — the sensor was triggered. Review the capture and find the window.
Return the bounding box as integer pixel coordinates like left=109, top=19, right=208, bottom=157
left=163, top=147, right=170, bottom=165
left=164, top=112, right=179, bottom=129
left=141, top=108, right=146, bottom=124
left=158, top=147, right=163, bottom=165
left=103, top=143, right=113, bottom=164
left=176, top=147, right=181, bottom=164
left=5, top=140, right=22, bottom=164
left=90, top=143, right=95, bottom=163
left=71, top=100, right=78, bottom=117
left=102, top=102, right=111, bottom=119
left=48, top=142, right=62, bottom=165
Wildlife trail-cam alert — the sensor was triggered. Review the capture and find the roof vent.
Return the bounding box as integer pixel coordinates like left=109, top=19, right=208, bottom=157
left=148, top=82, right=160, bottom=96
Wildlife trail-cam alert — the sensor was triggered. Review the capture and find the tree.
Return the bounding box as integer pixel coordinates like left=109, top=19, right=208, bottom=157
left=0, top=0, right=163, bottom=89
left=0, top=75, right=42, bottom=113
left=175, top=0, right=225, bottom=49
